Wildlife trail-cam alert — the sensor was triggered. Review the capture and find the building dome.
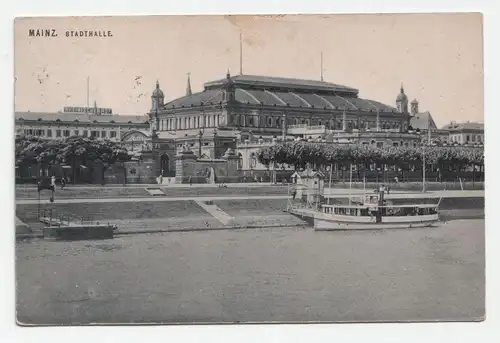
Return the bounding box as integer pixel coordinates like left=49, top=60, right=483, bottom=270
left=152, top=80, right=164, bottom=98
left=396, top=83, right=408, bottom=102
left=411, top=98, right=418, bottom=104
left=396, top=91, right=407, bottom=102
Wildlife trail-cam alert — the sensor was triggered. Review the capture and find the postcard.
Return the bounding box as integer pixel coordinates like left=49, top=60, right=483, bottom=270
left=14, top=14, right=484, bottom=325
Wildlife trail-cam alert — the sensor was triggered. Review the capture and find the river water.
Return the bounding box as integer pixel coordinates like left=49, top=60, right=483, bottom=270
left=16, top=219, right=484, bottom=325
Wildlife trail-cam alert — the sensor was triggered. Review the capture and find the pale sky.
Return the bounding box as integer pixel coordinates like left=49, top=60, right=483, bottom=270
left=14, top=13, right=483, bottom=128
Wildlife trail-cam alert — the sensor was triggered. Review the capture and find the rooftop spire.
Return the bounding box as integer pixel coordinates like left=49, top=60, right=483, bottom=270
left=400, top=82, right=404, bottom=93
left=156, top=80, right=160, bottom=89
left=186, top=72, right=192, bottom=96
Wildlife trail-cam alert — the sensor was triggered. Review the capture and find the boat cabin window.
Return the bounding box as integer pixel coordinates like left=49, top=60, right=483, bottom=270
left=325, top=206, right=370, bottom=216
left=383, top=206, right=438, bottom=216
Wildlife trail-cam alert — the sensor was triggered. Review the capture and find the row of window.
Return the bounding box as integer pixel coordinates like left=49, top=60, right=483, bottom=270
left=450, top=134, right=483, bottom=143
left=21, top=128, right=118, bottom=139
left=160, top=114, right=223, bottom=131
left=157, top=113, right=405, bottom=132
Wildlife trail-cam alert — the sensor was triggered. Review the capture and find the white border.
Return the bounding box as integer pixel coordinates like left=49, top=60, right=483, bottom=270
left=2, top=1, right=499, bottom=343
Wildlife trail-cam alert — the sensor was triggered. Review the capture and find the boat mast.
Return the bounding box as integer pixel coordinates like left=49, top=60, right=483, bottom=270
left=349, top=163, right=353, bottom=206
left=328, top=164, right=332, bottom=205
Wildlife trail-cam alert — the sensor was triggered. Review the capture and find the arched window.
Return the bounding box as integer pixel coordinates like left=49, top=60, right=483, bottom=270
left=268, top=117, right=273, bottom=126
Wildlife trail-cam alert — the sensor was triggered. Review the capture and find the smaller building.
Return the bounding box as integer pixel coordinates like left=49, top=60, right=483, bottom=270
left=441, top=121, right=484, bottom=145
left=408, top=100, right=449, bottom=145
left=15, top=107, right=150, bottom=142
left=293, top=169, right=325, bottom=204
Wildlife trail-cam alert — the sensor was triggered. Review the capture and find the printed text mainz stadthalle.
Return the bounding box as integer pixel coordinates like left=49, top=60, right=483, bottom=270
left=28, top=29, right=113, bottom=37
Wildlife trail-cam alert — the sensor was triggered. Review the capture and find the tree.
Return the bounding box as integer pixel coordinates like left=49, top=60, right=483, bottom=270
left=257, top=142, right=484, bottom=181
left=15, top=135, right=130, bottom=183
left=57, top=136, right=130, bottom=183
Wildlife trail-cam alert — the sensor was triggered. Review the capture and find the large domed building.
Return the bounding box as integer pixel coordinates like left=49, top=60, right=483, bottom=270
left=146, top=72, right=420, bottom=176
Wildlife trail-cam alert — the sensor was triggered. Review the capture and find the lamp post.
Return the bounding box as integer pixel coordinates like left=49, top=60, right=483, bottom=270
left=422, top=116, right=431, bottom=192
left=213, top=128, right=218, bottom=159
left=198, top=130, right=203, bottom=158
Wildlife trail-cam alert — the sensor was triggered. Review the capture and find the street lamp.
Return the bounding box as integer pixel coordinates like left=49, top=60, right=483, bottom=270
left=213, top=128, right=218, bottom=159
left=198, top=130, right=203, bottom=158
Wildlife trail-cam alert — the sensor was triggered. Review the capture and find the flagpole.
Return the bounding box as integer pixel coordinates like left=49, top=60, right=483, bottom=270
left=320, top=52, right=324, bottom=81
left=239, top=32, right=243, bottom=75
left=86, top=76, right=90, bottom=114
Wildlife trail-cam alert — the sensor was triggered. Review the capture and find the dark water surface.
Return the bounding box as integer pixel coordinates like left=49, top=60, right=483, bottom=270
left=16, top=220, right=484, bottom=325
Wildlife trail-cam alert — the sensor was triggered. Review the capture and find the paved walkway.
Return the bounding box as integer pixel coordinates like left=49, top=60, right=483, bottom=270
left=16, top=183, right=285, bottom=190
left=15, top=190, right=484, bottom=205
left=15, top=194, right=289, bottom=205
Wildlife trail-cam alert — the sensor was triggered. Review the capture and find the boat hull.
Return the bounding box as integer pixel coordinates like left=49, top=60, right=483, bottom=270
left=314, top=217, right=439, bottom=231
left=287, top=207, right=440, bottom=230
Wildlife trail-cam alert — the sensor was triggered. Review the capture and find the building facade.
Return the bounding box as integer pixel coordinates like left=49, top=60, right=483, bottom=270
left=441, top=121, right=484, bottom=145
left=15, top=106, right=150, bottom=143
left=148, top=72, right=418, bottom=174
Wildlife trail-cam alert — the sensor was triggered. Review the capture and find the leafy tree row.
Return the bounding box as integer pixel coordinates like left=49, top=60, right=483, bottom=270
left=15, top=135, right=130, bottom=181
left=257, top=142, right=484, bottom=173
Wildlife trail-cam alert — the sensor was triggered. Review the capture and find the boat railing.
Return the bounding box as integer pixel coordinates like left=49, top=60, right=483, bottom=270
left=320, top=202, right=440, bottom=217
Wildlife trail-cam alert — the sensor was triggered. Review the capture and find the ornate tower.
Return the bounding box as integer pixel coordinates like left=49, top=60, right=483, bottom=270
left=411, top=99, right=419, bottom=115
left=223, top=69, right=235, bottom=102
left=151, top=80, right=164, bottom=112
left=395, top=83, right=408, bottom=114
left=150, top=80, right=164, bottom=132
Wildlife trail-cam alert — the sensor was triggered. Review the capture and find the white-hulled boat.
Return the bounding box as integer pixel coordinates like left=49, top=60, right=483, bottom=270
left=288, top=189, right=442, bottom=231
